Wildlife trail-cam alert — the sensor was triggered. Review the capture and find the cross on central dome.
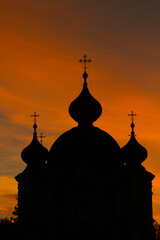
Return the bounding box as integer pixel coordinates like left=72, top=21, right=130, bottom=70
left=69, top=55, right=102, bottom=126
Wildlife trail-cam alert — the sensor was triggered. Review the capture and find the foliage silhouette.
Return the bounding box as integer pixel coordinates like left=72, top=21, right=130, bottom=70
left=10, top=195, right=18, bottom=224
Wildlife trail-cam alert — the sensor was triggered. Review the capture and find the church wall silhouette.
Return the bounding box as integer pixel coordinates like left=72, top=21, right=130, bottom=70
left=15, top=56, right=155, bottom=240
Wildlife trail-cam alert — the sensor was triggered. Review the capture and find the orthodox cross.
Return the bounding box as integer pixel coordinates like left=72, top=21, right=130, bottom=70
left=128, top=111, right=137, bottom=122
left=79, top=54, right=92, bottom=71
left=31, top=112, right=39, bottom=124
left=38, top=133, right=45, bottom=145
left=128, top=111, right=137, bottom=136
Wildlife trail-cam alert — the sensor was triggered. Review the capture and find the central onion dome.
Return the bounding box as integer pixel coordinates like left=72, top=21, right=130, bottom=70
left=69, top=71, right=102, bottom=125
left=121, top=116, right=147, bottom=167
left=49, top=57, right=120, bottom=176
left=21, top=120, right=48, bottom=166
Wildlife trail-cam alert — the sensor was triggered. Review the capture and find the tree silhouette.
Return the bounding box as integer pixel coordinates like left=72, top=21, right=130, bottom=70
left=0, top=218, right=12, bottom=224
left=153, top=219, right=160, bottom=240
left=10, top=195, right=18, bottom=224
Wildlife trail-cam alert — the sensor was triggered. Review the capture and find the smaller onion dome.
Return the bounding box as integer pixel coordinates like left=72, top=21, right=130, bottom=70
left=69, top=71, right=102, bottom=125
left=121, top=115, right=147, bottom=167
left=21, top=117, right=48, bottom=166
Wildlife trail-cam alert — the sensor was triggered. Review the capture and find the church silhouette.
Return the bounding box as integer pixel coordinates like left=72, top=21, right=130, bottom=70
left=15, top=56, right=155, bottom=240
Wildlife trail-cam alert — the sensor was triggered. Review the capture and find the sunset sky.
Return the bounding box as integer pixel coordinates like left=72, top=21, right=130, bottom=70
left=1, top=0, right=160, bottom=222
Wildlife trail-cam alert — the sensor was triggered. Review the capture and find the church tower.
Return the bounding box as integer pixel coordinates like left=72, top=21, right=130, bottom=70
left=48, top=55, right=121, bottom=239
left=120, top=112, right=155, bottom=240
left=15, top=113, right=48, bottom=239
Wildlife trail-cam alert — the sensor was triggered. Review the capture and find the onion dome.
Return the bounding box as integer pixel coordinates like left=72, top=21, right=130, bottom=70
left=69, top=69, right=102, bottom=125
left=121, top=112, right=147, bottom=167
left=69, top=71, right=102, bottom=125
left=21, top=113, right=48, bottom=166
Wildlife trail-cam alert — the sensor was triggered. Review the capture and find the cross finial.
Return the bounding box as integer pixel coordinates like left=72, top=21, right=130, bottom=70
left=128, top=111, right=137, bottom=123
left=38, top=133, right=45, bottom=145
left=31, top=112, right=39, bottom=124
left=128, top=111, right=137, bottom=136
left=31, top=112, right=39, bottom=134
left=79, top=54, right=92, bottom=72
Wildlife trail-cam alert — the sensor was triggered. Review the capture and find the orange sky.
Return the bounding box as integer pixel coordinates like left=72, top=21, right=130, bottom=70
left=1, top=0, right=160, bottom=222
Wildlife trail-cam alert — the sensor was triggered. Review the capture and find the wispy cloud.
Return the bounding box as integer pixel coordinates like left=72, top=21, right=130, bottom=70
left=0, top=0, right=160, bottom=220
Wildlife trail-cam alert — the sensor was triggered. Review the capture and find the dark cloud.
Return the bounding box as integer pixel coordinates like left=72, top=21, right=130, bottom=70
left=2, top=194, right=17, bottom=200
